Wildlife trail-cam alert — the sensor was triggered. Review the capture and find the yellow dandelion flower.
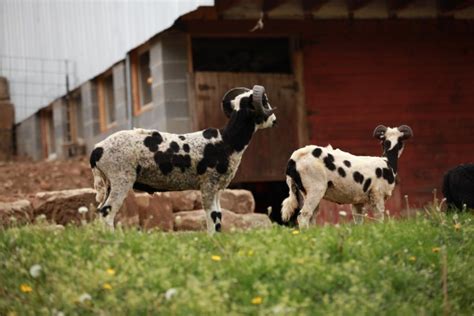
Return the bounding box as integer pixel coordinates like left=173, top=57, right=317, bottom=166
left=251, top=296, right=263, bottom=305
left=106, top=268, right=115, bottom=276
left=432, top=247, right=440, bottom=253
left=247, top=250, right=254, bottom=257
left=454, top=223, right=461, bottom=231
left=409, top=256, right=416, bottom=262
left=294, top=258, right=305, bottom=264
left=211, top=255, right=221, bottom=261
left=292, top=230, right=300, bottom=235
left=103, top=283, right=112, bottom=290
left=20, top=284, right=32, bottom=293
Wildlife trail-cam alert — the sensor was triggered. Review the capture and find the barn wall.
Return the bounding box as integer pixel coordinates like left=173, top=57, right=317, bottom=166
left=303, top=20, right=474, bottom=209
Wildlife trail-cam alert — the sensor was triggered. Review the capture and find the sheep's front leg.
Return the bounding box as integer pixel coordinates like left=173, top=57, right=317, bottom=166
left=371, top=198, right=385, bottom=223
left=352, top=204, right=365, bottom=225
left=201, top=188, right=222, bottom=235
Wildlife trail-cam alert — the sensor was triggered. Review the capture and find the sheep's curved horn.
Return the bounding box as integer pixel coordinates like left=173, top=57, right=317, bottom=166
left=373, top=125, right=387, bottom=139
left=252, top=85, right=273, bottom=117
left=222, top=87, right=250, bottom=118
left=398, top=125, right=413, bottom=140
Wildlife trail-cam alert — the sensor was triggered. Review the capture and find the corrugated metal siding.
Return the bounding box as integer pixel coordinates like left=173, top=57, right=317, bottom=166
left=0, top=0, right=213, bottom=122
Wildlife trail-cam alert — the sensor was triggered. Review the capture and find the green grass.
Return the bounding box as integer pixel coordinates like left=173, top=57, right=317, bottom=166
left=1, top=212, right=473, bottom=315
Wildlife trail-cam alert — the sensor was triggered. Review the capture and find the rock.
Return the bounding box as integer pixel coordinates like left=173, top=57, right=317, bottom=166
left=220, top=189, right=255, bottom=214
left=32, top=188, right=96, bottom=225
left=164, top=190, right=202, bottom=212
left=116, top=191, right=140, bottom=228
left=174, top=209, right=271, bottom=232
left=0, top=199, right=33, bottom=226
left=135, top=192, right=174, bottom=231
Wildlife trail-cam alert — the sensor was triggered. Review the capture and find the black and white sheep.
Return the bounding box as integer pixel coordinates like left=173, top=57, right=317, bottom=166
left=90, top=85, right=276, bottom=234
left=281, top=125, right=413, bottom=227
left=442, top=164, right=474, bottom=210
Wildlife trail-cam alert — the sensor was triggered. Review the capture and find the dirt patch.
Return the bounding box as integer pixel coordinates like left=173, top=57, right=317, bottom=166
left=0, top=157, right=92, bottom=202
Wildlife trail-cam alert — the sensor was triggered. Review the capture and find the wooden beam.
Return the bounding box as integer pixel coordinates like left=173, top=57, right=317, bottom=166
left=439, top=0, right=474, bottom=12
left=347, top=0, right=373, bottom=12
left=262, top=0, right=288, bottom=12
left=301, top=0, right=330, bottom=13
left=387, top=0, right=415, bottom=12
left=215, top=0, right=244, bottom=14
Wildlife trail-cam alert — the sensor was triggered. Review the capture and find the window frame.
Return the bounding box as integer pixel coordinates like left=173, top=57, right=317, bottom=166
left=97, top=69, right=116, bottom=132
left=131, top=44, right=153, bottom=116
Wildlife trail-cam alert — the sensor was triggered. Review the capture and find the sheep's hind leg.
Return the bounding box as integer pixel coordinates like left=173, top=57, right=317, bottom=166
left=99, top=171, right=135, bottom=230
left=297, top=187, right=325, bottom=229
left=352, top=203, right=365, bottom=224
left=371, top=198, right=386, bottom=223
left=201, top=188, right=221, bottom=235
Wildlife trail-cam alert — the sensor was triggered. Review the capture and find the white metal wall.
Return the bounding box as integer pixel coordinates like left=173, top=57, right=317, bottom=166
left=0, top=0, right=213, bottom=122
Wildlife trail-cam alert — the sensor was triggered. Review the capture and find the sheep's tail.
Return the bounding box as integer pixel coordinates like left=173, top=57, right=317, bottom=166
left=281, top=159, right=304, bottom=222
left=91, top=166, right=109, bottom=208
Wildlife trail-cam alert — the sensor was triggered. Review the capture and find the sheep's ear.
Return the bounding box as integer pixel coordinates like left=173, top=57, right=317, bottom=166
left=373, top=125, right=387, bottom=139
left=398, top=125, right=413, bottom=140
left=221, top=87, right=250, bottom=118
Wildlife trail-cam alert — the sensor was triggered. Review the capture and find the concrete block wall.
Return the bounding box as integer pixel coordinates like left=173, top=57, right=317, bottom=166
left=134, top=31, right=191, bottom=133
left=80, top=81, right=100, bottom=151
left=52, top=99, right=67, bottom=159
left=15, top=113, right=42, bottom=160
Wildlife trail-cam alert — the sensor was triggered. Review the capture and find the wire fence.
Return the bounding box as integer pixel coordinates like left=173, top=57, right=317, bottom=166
left=0, top=55, right=74, bottom=123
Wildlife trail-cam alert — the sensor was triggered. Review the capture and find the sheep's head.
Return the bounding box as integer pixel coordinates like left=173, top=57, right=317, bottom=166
left=222, top=85, right=277, bottom=130
left=373, top=124, right=413, bottom=159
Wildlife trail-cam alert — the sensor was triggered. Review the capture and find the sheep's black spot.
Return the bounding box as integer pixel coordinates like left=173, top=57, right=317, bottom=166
left=363, top=178, right=372, bottom=192
left=136, top=164, right=142, bottom=176
left=323, top=154, right=336, bottom=171
left=90, top=147, right=104, bottom=168
left=154, top=151, right=173, bottom=175
left=312, top=148, right=322, bottom=158
left=133, top=182, right=169, bottom=194
left=183, top=144, right=190, bottom=153
left=376, top=168, right=382, bottom=178
left=382, top=168, right=395, bottom=184
left=353, top=171, right=364, bottom=184
left=99, top=205, right=110, bottom=217
left=210, top=211, right=222, bottom=223
left=203, top=128, right=219, bottom=139
left=337, top=167, right=346, bottom=177
left=344, top=160, right=351, bottom=168
left=144, top=132, right=163, bottom=152
left=197, top=142, right=230, bottom=175
left=328, top=181, right=334, bottom=188
left=179, top=135, right=186, bottom=140
left=172, top=154, right=191, bottom=172
left=169, top=141, right=180, bottom=153
left=215, top=223, right=222, bottom=232
left=286, top=159, right=306, bottom=194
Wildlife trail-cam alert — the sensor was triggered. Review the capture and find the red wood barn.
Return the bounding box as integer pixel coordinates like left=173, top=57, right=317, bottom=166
left=175, top=0, right=474, bottom=222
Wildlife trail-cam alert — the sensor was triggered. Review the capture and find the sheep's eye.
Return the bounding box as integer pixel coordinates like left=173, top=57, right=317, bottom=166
left=262, top=95, right=269, bottom=108
left=383, top=140, right=392, bottom=150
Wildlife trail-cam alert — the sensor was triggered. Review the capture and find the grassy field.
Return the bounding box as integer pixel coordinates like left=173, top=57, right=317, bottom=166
left=0, top=211, right=473, bottom=315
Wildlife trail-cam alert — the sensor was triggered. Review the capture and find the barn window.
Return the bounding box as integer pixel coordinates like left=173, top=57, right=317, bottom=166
left=97, top=71, right=116, bottom=131
left=131, top=46, right=152, bottom=115
left=192, top=38, right=292, bottom=73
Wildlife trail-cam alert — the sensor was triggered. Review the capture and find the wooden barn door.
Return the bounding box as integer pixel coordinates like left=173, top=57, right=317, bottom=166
left=192, top=72, right=300, bottom=183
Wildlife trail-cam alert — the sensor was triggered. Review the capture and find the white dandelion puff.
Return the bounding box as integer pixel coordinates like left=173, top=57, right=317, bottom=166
left=29, top=264, right=42, bottom=278
left=78, top=206, right=88, bottom=214
left=339, top=211, right=347, bottom=217
left=165, top=288, right=178, bottom=301
left=78, top=293, right=92, bottom=303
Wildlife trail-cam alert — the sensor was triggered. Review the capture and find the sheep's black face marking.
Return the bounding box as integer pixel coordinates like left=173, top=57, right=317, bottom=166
left=197, top=142, right=230, bottom=175
left=169, top=141, right=180, bottom=153
left=363, top=178, right=372, bottom=192
left=382, top=168, right=395, bottom=184
left=179, top=135, right=186, bottom=140
left=353, top=171, right=364, bottom=184
left=287, top=159, right=306, bottom=194
left=312, top=148, right=322, bottom=158
left=90, top=147, right=104, bottom=168
left=210, top=211, right=222, bottom=223
left=144, top=132, right=163, bottom=152
left=337, top=167, right=346, bottom=177
left=215, top=223, right=222, bottom=232
left=183, top=144, right=190, bottom=153
left=203, top=128, right=219, bottom=139
left=375, top=168, right=382, bottom=178
left=344, top=160, right=351, bottom=168
left=323, top=154, right=336, bottom=171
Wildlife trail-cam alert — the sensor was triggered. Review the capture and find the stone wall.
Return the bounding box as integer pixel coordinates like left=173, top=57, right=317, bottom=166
left=0, top=77, right=15, bottom=161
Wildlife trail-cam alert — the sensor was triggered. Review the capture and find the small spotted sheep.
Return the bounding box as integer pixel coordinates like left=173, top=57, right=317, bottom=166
left=90, top=85, right=276, bottom=234
left=281, top=125, right=413, bottom=227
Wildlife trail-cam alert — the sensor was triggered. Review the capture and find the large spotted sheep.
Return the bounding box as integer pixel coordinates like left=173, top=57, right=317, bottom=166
left=281, top=125, right=413, bottom=227
left=90, top=85, right=276, bottom=234
left=442, top=164, right=474, bottom=210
